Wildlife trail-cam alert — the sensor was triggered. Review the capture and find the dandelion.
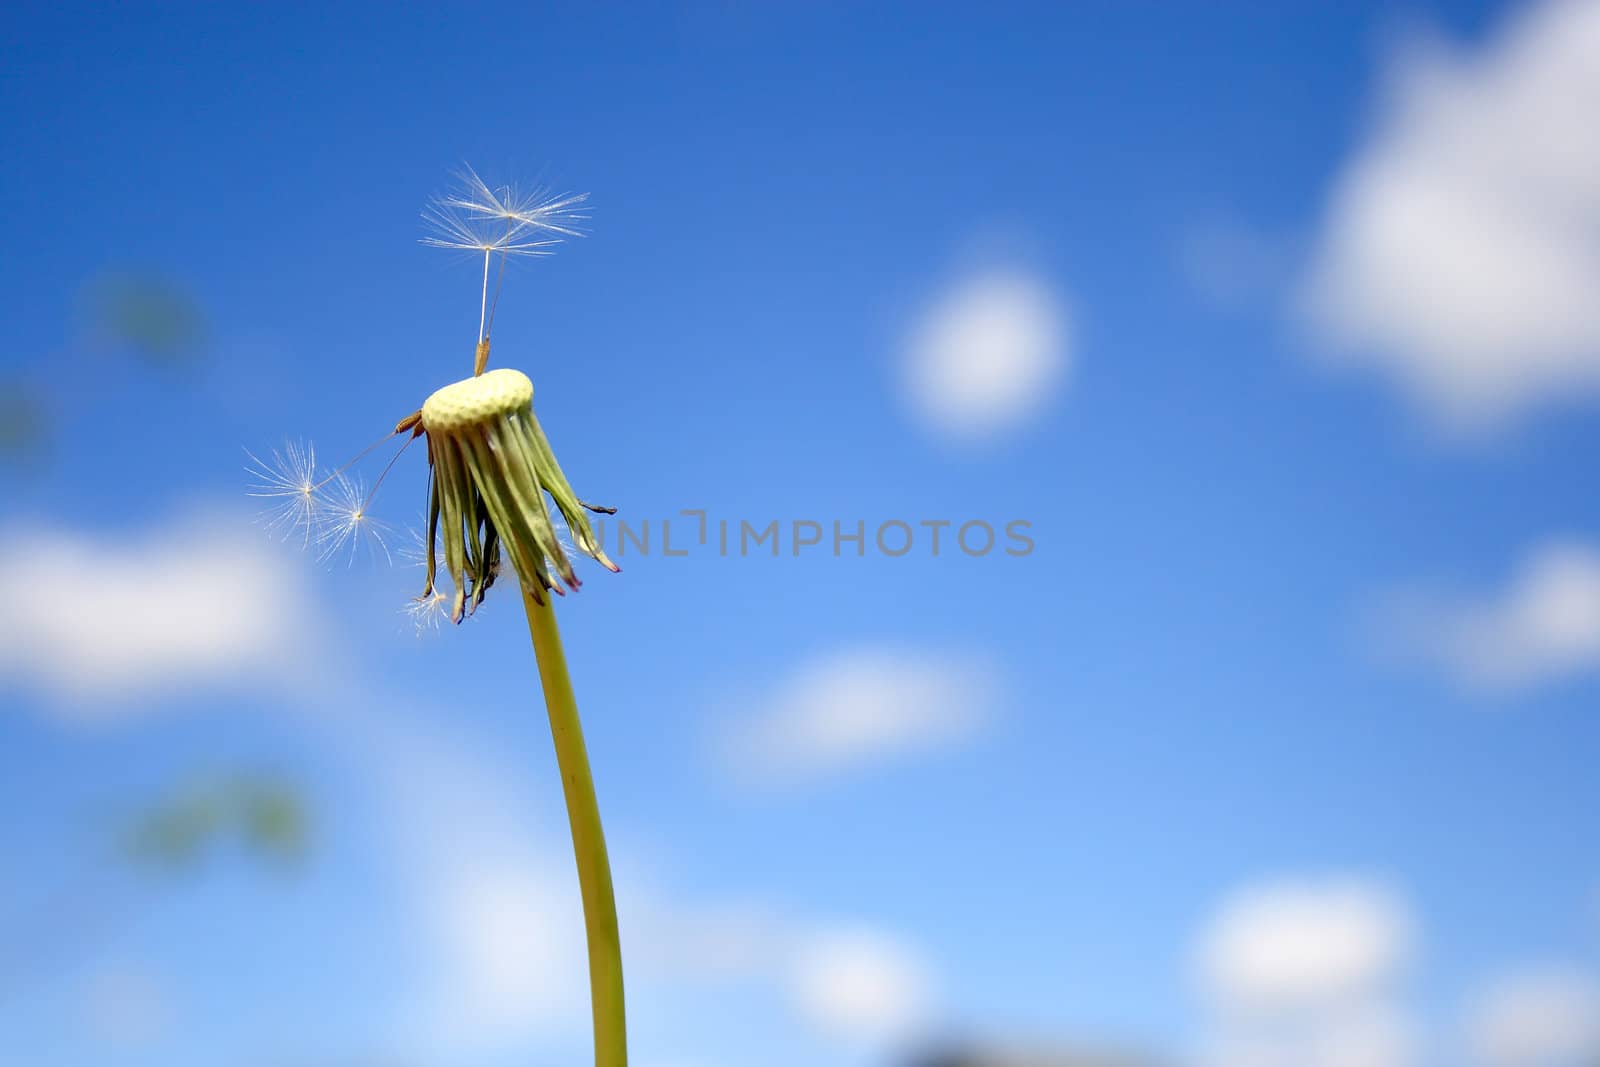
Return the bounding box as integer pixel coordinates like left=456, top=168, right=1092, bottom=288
left=252, top=163, right=627, bottom=1066
left=417, top=166, right=625, bottom=1067
left=244, top=440, right=320, bottom=546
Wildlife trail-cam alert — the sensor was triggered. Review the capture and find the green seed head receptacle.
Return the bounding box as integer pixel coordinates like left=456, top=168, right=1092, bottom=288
left=420, top=367, right=618, bottom=622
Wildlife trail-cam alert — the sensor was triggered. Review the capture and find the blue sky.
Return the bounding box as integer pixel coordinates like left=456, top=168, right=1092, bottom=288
left=3, top=2, right=1599, bottom=1065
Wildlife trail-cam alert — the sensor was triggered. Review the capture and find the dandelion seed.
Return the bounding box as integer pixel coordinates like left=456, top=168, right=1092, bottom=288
left=420, top=202, right=565, bottom=259
left=403, top=590, right=452, bottom=635
left=314, top=471, right=393, bottom=566
left=440, top=164, right=589, bottom=238
left=422, top=165, right=591, bottom=361
left=245, top=440, right=321, bottom=546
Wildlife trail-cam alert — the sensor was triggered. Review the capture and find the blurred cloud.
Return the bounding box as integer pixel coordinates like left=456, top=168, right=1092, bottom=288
left=1195, top=878, right=1416, bottom=1067
left=80, top=961, right=172, bottom=1048
left=625, top=896, right=788, bottom=983
left=429, top=859, right=586, bottom=1042
left=1468, top=968, right=1600, bottom=1067
left=901, top=267, right=1071, bottom=439
left=628, top=886, right=941, bottom=1046
left=1300, top=0, right=1600, bottom=430
left=719, top=646, right=998, bottom=786
left=1198, top=879, right=1413, bottom=1012
left=0, top=511, right=319, bottom=717
left=328, top=704, right=591, bottom=1054
left=1374, top=540, right=1600, bottom=692
left=786, top=924, right=935, bottom=1043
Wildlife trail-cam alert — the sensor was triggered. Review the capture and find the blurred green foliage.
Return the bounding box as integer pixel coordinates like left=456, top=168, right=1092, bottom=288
left=0, top=380, right=46, bottom=461
left=2, top=272, right=208, bottom=472
left=124, top=775, right=310, bottom=871
left=86, top=272, right=207, bottom=367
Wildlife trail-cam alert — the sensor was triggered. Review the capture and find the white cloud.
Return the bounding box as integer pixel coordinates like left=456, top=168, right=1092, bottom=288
left=326, top=704, right=590, bottom=1053
left=628, top=886, right=940, bottom=1046
left=1198, top=879, right=1414, bottom=1012
left=720, top=646, right=998, bottom=785
left=786, top=925, right=934, bottom=1043
left=1300, top=0, right=1600, bottom=429
left=625, top=866, right=942, bottom=1045
left=0, top=512, right=318, bottom=716
left=1195, top=878, right=1418, bottom=1067
left=901, top=267, right=1071, bottom=438
left=1469, top=968, right=1600, bottom=1066
left=1377, top=540, right=1600, bottom=691
left=429, top=860, right=586, bottom=1042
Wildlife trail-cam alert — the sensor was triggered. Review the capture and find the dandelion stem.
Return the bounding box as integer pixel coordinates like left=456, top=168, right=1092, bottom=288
left=520, top=585, right=627, bottom=1067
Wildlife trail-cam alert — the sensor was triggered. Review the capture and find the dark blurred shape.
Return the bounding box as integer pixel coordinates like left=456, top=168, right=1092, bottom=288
left=0, top=379, right=47, bottom=461
left=85, top=271, right=207, bottom=366
left=125, top=774, right=310, bottom=871
left=907, top=1043, right=1164, bottom=1067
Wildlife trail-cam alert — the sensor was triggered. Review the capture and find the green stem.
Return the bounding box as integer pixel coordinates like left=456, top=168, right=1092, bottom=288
left=520, top=585, right=627, bottom=1066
